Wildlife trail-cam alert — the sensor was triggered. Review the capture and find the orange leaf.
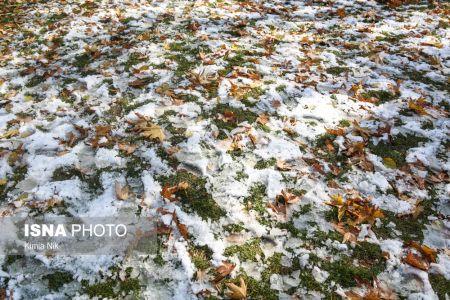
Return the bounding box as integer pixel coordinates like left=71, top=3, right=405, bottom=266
left=325, top=127, right=346, bottom=136
left=403, top=252, right=428, bottom=270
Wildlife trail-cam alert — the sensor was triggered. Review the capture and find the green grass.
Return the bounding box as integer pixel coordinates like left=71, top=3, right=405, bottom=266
left=254, top=158, right=276, bottom=169
left=43, top=271, right=73, bottom=291
left=323, top=242, right=385, bottom=288
left=157, top=170, right=225, bottom=221
left=224, top=238, right=262, bottom=262
left=210, top=104, right=258, bottom=139
left=368, top=133, right=429, bottom=167
left=326, top=66, right=350, bottom=75
left=243, top=184, right=267, bottom=215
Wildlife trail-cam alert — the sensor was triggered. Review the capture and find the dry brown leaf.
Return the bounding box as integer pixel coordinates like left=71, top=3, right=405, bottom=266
left=326, top=127, right=346, bottom=136
left=115, top=181, right=129, bottom=200
left=118, top=142, right=137, bottom=155
left=161, top=185, right=179, bottom=202
left=403, top=252, right=428, bottom=270
left=256, top=113, right=270, bottom=125
left=214, top=261, right=235, bottom=283
left=277, top=190, right=300, bottom=204
left=271, top=100, right=281, bottom=108
left=405, top=241, right=437, bottom=263
left=408, top=98, right=430, bottom=116
left=336, top=8, right=346, bottom=18
left=225, top=277, right=247, bottom=300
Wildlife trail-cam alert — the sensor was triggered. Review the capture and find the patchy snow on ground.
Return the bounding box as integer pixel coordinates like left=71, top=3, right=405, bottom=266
left=0, top=0, right=449, bottom=299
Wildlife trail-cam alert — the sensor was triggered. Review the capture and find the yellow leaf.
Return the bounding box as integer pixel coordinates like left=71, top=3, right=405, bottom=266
left=141, top=123, right=165, bottom=142
left=0, top=179, right=7, bottom=186
left=329, top=194, right=344, bottom=206
left=225, top=277, right=247, bottom=300
left=24, top=95, right=33, bottom=102
left=1, top=129, right=19, bottom=139
left=383, top=157, right=397, bottom=169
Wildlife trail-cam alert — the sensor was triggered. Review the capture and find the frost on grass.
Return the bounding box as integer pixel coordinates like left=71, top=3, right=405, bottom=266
left=0, top=0, right=449, bottom=299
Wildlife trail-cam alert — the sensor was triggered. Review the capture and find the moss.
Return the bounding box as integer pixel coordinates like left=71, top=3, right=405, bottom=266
left=43, top=271, right=73, bottom=291
left=254, top=158, right=276, bottom=169
left=243, top=184, right=267, bottom=215
left=326, top=66, right=350, bottom=75
left=210, top=104, right=258, bottom=139
left=157, top=170, right=225, bottom=221
left=224, top=239, right=263, bottom=262
left=429, top=274, right=450, bottom=299
left=368, top=133, right=429, bottom=167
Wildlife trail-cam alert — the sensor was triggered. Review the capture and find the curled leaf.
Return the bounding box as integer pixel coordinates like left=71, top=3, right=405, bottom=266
left=225, top=277, right=247, bottom=300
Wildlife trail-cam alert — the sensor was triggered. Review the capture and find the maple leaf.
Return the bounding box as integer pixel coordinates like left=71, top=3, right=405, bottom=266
left=115, top=181, right=129, bottom=200
left=277, top=190, right=300, bottom=204
left=118, top=142, right=137, bottom=155
left=256, top=113, right=269, bottom=125
left=161, top=185, right=179, bottom=202
left=225, top=277, right=247, bottom=300
left=405, top=241, right=437, bottom=263
left=214, top=261, right=236, bottom=283
left=128, top=78, right=152, bottom=89
left=408, top=98, right=430, bottom=116
left=353, top=206, right=384, bottom=225
left=352, top=121, right=371, bottom=140
left=326, top=194, right=344, bottom=207
left=403, top=252, right=428, bottom=271
left=129, top=113, right=165, bottom=142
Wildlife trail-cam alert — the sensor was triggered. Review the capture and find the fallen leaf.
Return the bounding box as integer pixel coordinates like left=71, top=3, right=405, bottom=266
left=225, top=277, right=247, bottom=300
left=336, top=8, right=346, bottom=18
left=256, top=113, right=270, bottom=125
left=277, top=190, right=300, bottom=204
left=403, top=252, right=428, bottom=271
left=214, top=261, right=235, bottom=283
left=1, top=129, right=19, bottom=139
left=118, top=142, right=137, bottom=155
left=383, top=157, right=397, bottom=169
left=115, top=181, right=129, bottom=200
left=325, top=127, right=346, bottom=136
